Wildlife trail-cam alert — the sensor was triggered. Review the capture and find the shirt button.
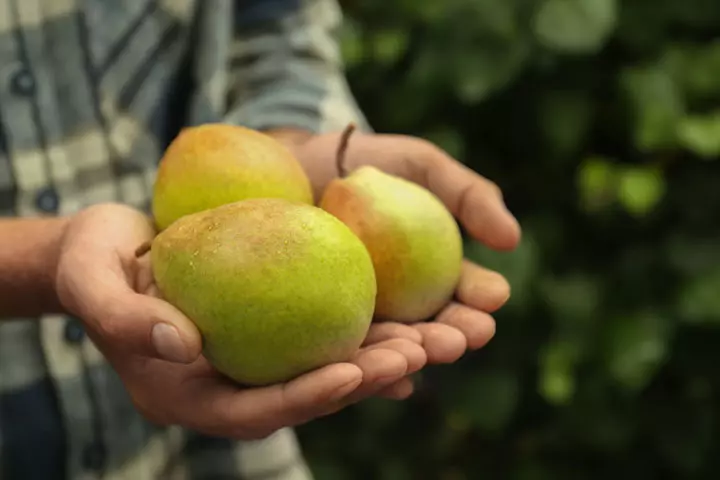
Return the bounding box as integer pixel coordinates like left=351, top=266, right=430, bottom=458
left=82, top=442, right=106, bottom=471
left=35, top=187, right=59, bottom=213
left=63, top=317, right=85, bottom=344
left=10, top=67, right=35, bottom=96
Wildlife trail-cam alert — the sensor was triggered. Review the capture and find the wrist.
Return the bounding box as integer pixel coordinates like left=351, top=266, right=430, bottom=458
left=45, top=216, right=72, bottom=309
left=0, top=215, right=71, bottom=317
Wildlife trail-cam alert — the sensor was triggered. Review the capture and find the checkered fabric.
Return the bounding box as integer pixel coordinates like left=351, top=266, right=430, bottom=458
left=0, top=1, right=369, bottom=479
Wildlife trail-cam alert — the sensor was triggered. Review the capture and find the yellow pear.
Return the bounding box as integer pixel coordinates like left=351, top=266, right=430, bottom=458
left=320, top=164, right=463, bottom=323
left=152, top=123, right=313, bottom=231
left=148, top=198, right=377, bottom=386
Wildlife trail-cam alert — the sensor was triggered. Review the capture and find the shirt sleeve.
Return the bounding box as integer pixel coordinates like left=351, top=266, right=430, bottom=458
left=223, top=0, right=372, bottom=134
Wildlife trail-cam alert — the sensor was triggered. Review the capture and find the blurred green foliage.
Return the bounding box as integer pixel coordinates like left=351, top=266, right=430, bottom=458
left=296, top=0, right=720, bottom=478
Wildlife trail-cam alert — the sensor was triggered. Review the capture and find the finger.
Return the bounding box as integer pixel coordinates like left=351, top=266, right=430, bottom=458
left=197, top=362, right=363, bottom=437
left=376, top=377, right=415, bottom=400
left=456, top=260, right=511, bottom=313
left=207, top=347, right=411, bottom=436
left=74, top=265, right=202, bottom=364
left=413, top=322, right=467, bottom=364
left=436, top=302, right=496, bottom=350
left=352, top=347, right=409, bottom=384
left=347, top=135, right=521, bottom=251
left=329, top=348, right=409, bottom=408
left=363, top=322, right=423, bottom=346
left=424, top=156, right=521, bottom=251
left=361, top=338, right=427, bottom=375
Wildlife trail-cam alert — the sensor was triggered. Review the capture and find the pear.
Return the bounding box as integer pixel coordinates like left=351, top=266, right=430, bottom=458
left=149, top=198, right=377, bottom=386
left=320, top=159, right=463, bottom=323
left=152, top=123, right=313, bottom=231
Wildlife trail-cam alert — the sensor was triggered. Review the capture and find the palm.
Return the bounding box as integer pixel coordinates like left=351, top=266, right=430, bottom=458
left=130, top=220, right=427, bottom=404
left=56, top=204, right=429, bottom=438
left=288, top=129, right=520, bottom=379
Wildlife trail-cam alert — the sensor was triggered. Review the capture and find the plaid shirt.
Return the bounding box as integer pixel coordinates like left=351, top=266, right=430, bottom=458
left=0, top=0, right=369, bottom=479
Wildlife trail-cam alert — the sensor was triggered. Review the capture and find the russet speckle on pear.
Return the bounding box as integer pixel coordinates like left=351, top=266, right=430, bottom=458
left=320, top=165, right=463, bottom=323
left=150, top=198, right=377, bottom=386
left=152, top=123, right=313, bottom=231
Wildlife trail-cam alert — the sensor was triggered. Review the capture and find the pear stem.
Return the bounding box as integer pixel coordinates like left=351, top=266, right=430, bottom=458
left=336, top=122, right=356, bottom=178
left=134, top=240, right=152, bottom=258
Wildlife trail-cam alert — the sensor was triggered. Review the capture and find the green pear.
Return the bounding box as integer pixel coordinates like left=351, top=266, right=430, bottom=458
left=149, top=198, right=377, bottom=386
left=152, top=123, right=313, bottom=231
left=320, top=166, right=463, bottom=323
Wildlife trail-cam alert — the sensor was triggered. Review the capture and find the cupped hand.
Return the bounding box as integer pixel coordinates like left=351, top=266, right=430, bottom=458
left=281, top=127, right=522, bottom=400
left=54, top=203, right=426, bottom=439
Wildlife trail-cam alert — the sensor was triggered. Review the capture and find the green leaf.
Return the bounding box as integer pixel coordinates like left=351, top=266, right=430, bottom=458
left=462, top=0, right=520, bottom=41
left=539, top=336, right=580, bottom=405
left=577, top=156, right=618, bottom=212
left=372, top=29, right=409, bottom=65
left=603, top=313, right=672, bottom=393
left=617, top=166, right=666, bottom=217
left=401, top=0, right=453, bottom=22
left=406, top=44, right=449, bottom=91
left=678, top=268, right=720, bottom=323
left=453, top=41, right=531, bottom=104
left=533, top=0, right=617, bottom=54
left=539, top=90, right=594, bottom=157
left=621, top=65, right=685, bottom=151
left=339, top=21, right=364, bottom=68
left=661, top=41, right=720, bottom=101
left=676, top=112, right=720, bottom=159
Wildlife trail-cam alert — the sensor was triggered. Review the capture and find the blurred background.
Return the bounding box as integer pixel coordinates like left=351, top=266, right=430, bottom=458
left=295, top=0, right=720, bottom=478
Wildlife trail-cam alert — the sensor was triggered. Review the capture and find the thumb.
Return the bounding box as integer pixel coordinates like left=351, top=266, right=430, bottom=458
left=72, top=269, right=203, bottom=364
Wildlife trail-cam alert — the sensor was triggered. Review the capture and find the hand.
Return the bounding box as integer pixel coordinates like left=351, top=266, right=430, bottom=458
left=277, top=127, right=522, bottom=399
left=54, top=203, right=426, bottom=439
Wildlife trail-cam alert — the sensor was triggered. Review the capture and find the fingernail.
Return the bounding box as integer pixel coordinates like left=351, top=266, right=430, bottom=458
left=329, top=377, right=362, bottom=402
left=152, top=323, right=192, bottom=363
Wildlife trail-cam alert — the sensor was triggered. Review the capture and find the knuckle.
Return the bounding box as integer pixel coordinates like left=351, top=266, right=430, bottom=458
left=412, top=135, right=442, bottom=154
left=489, top=270, right=510, bottom=290
left=490, top=272, right=511, bottom=297
left=417, top=139, right=445, bottom=167
left=402, top=137, right=442, bottom=179
left=95, top=312, right=124, bottom=340
left=435, top=302, right=462, bottom=323
left=485, top=179, right=503, bottom=198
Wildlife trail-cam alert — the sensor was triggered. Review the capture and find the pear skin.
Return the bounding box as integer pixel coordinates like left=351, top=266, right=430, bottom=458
left=320, top=166, right=463, bottom=323
left=152, top=123, right=313, bottom=231
left=150, top=198, right=377, bottom=386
